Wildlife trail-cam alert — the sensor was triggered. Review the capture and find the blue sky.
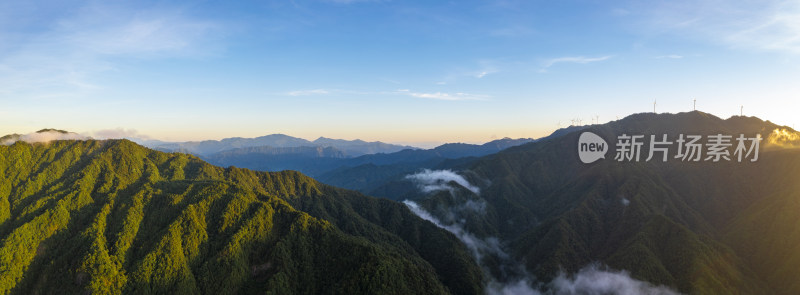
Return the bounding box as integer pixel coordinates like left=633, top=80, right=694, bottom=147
left=2, top=0, right=799, bottom=147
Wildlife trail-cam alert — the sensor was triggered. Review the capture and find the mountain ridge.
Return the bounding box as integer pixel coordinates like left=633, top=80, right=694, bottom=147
left=0, top=139, right=483, bottom=294
left=143, top=134, right=417, bottom=157
left=408, top=111, right=800, bottom=294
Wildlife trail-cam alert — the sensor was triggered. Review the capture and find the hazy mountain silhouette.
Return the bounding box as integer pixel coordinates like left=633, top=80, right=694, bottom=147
left=145, top=134, right=416, bottom=157
left=199, top=137, right=536, bottom=182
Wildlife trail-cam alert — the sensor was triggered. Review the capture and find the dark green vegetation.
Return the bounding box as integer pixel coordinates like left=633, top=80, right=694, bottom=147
left=5, top=111, right=797, bottom=294
left=0, top=140, right=483, bottom=294
left=414, top=111, right=800, bottom=294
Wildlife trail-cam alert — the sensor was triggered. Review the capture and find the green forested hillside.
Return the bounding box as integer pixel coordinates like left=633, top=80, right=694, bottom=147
left=0, top=139, right=483, bottom=295
left=4, top=111, right=798, bottom=295
left=413, top=111, right=800, bottom=294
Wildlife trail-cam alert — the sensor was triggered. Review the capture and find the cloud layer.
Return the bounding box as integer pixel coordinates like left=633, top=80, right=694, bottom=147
left=640, top=0, right=800, bottom=54
left=0, top=1, right=224, bottom=99
left=396, top=89, right=489, bottom=101
left=540, top=56, right=612, bottom=72
left=550, top=264, right=680, bottom=295
left=405, top=169, right=481, bottom=194
left=1, top=130, right=89, bottom=145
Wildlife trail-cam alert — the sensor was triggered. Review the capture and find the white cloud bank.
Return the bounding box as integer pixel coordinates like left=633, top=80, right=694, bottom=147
left=550, top=264, right=681, bottom=295
left=540, top=56, right=612, bottom=72
left=405, top=169, right=480, bottom=194
left=1, top=130, right=89, bottom=145
left=91, top=128, right=149, bottom=140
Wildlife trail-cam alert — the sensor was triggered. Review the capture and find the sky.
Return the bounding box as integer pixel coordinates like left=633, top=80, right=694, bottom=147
left=1, top=0, right=799, bottom=147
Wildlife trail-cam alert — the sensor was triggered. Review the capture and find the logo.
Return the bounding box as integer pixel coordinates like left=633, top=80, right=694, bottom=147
left=576, top=132, right=762, bottom=164
left=578, top=132, right=608, bottom=164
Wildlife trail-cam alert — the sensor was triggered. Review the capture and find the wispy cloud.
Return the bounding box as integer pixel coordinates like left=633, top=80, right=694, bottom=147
left=475, top=70, right=496, bottom=79
left=655, top=54, right=684, bottom=59
left=612, top=8, right=631, bottom=16
left=541, top=56, right=612, bottom=72
left=280, top=88, right=487, bottom=101
left=489, top=25, right=535, bottom=37
left=380, top=78, right=401, bottom=84
left=436, top=60, right=501, bottom=85
left=640, top=0, right=800, bottom=54
left=1, top=130, right=89, bottom=145
left=324, top=0, right=382, bottom=4
left=396, top=89, right=488, bottom=101
left=405, top=169, right=481, bottom=194
left=473, top=60, right=499, bottom=79
left=287, top=89, right=331, bottom=96
left=550, top=264, right=680, bottom=295
left=403, top=170, right=679, bottom=295
left=0, top=2, right=225, bottom=100
left=91, top=128, right=149, bottom=140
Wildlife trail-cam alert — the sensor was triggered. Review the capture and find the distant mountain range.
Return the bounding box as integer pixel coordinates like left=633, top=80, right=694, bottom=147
left=201, top=137, right=538, bottom=186
left=313, top=129, right=593, bottom=199
left=140, top=134, right=417, bottom=157
left=314, top=137, right=540, bottom=197
left=131, top=134, right=539, bottom=192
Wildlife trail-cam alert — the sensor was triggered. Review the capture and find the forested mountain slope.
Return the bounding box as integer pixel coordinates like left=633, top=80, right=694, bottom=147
left=414, top=111, right=800, bottom=294
left=0, top=139, right=482, bottom=295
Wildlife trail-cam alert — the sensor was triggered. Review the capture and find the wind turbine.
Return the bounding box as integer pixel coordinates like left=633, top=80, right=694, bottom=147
left=653, top=99, right=657, bottom=113
left=740, top=105, right=744, bottom=116
left=693, top=98, right=696, bottom=111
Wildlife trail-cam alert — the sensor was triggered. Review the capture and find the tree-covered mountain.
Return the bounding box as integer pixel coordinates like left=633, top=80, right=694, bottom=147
left=410, top=111, right=800, bottom=294
left=5, top=111, right=796, bottom=294
left=144, top=134, right=416, bottom=157
left=0, top=139, right=483, bottom=294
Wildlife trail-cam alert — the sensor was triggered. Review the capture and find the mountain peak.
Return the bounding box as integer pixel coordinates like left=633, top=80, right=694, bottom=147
left=313, top=137, right=367, bottom=144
